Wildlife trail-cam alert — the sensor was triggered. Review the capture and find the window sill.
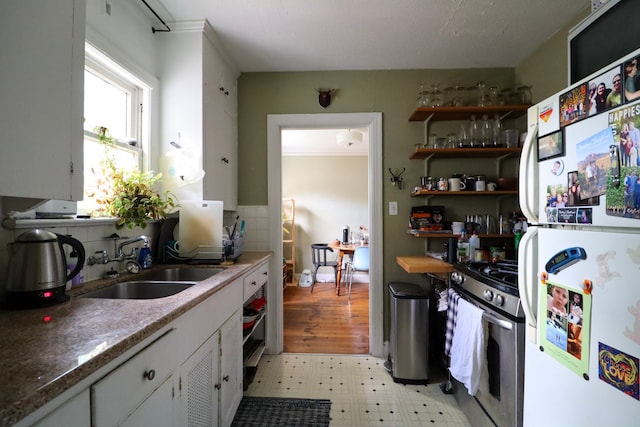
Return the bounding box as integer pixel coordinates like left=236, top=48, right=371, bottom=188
left=2, top=217, right=119, bottom=230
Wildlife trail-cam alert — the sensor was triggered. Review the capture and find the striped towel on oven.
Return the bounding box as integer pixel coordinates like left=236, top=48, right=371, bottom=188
left=444, top=288, right=460, bottom=357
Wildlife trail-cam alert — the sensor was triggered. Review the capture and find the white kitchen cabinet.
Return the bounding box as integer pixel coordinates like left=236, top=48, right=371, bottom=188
left=160, top=21, right=238, bottom=209
left=180, top=330, right=220, bottom=426
left=91, top=329, right=178, bottom=427
left=0, top=0, right=85, bottom=201
left=179, top=310, right=242, bottom=427
left=220, top=311, right=243, bottom=427
left=31, top=390, right=90, bottom=427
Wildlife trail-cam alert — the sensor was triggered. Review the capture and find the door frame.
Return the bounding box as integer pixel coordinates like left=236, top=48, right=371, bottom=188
left=266, top=112, right=383, bottom=357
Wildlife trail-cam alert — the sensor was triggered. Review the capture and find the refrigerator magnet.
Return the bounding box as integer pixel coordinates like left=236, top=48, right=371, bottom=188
left=559, top=83, right=588, bottom=127
left=598, top=342, right=640, bottom=400
left=538, top=129, right=565, bottom=162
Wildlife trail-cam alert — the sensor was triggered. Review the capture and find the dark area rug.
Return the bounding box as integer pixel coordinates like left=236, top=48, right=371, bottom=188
left=231, top=396, right=331, bottom=427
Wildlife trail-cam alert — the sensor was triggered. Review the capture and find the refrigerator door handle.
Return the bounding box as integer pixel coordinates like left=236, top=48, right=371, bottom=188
left=518, top=121, right=538, bottom=223
left=518, top=227, right=538, bottom=343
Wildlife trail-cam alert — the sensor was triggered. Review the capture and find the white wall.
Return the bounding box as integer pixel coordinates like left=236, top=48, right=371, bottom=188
left=283, top=155, right=368, bottom=276
left=0, top=1, right=164, bottom=285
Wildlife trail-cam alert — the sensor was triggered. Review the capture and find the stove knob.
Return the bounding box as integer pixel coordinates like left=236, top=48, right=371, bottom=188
left=451, top=272, right=463, bottom=285
left=495, top=295, right=504, bottom=306
left=483, top=289, right=494, bottom=301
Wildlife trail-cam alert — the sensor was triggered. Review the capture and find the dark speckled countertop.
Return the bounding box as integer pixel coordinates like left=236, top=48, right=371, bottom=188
left=0, top=252, right=272, bottom=427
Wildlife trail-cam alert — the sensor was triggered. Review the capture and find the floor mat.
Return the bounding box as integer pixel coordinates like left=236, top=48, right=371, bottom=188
left=231, top=396, right=331, bottom=427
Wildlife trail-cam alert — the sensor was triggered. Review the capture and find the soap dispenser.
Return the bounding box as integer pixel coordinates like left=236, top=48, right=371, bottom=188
left=138, top=241, right=153, bottom=269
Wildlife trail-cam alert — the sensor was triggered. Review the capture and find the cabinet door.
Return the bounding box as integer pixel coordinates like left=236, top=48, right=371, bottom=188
left=32, top=390, right=90, bottom=427
left=92, top=330, right=177, bottom=427
left=220, top=310, right=242, bottom=427
left=203, top=36, right=237, bottom=209
left=121, top=375, right=178, bottom=427
left=0, top=0, right=84, bottom=200
left=180, top=331, right=220, bottom=427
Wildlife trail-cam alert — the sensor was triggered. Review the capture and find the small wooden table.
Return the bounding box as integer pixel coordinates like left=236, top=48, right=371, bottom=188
left=329, top=242, right=367, bottom=296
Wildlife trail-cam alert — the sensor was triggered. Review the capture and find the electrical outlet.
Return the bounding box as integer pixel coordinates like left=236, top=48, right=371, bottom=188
left=389, top=201, right=398, bottom=215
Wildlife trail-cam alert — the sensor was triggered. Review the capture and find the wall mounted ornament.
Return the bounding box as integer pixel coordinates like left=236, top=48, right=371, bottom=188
left=315, top=88, right=335, bottom=108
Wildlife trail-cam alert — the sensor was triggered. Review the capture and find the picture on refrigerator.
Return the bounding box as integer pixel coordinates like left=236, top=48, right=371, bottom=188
left=540, top=279, right=592, bottom=377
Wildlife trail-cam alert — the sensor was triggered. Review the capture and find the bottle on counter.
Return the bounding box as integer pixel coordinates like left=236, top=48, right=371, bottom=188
left=138, top=241, right=153, bottom=269
left=469, top=231, right=480, bottom=262
left=457, top=231, right=470, bottom=263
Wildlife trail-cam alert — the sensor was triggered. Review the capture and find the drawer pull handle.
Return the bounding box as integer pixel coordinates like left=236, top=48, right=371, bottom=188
left=214, top=383, right=222, bottom=390
left=223, top=375, right=230, bottom=382
left=251, top=281, right=257, bottom=286
left=143, top=369, right=156, bottom=381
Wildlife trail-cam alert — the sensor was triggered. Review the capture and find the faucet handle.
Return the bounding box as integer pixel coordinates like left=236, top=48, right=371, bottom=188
left=87, top=250, right=109, bottom=266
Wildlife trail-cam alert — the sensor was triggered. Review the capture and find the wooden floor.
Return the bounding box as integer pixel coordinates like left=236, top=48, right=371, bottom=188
left=283, top=281, right=369, bottom=354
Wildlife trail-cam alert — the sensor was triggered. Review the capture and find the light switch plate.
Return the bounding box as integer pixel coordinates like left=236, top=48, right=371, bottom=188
left=389, top=201, right=398, bottom=215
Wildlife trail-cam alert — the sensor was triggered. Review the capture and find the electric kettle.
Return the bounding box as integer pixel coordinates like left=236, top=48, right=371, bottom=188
left=5, top=229, right=86, bottom=307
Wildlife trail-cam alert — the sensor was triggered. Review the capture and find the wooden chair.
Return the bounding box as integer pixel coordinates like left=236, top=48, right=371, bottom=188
left=310, top=243, right=339, bottom=293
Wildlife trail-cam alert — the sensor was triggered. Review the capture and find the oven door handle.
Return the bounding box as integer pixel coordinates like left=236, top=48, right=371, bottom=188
left=483, top=312, right=513, bottom=330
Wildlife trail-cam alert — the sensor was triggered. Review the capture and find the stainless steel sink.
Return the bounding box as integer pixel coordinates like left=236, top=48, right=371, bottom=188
left=81, top=281, right=197, bottom=299
left=138, top=267, right=225, bottom=282
left=80, top=267, right=224, bottom=300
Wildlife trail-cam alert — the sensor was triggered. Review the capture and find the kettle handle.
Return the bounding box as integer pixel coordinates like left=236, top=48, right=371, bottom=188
left=55, top=233, right=86, bottom=282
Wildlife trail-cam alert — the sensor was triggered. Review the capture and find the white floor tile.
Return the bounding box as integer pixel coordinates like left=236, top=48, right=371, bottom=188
left=245, top=354, right=471, bottom=427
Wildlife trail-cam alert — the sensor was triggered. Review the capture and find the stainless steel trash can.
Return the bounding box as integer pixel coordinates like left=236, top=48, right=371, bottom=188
left=387, top=282, right=430, bottom=384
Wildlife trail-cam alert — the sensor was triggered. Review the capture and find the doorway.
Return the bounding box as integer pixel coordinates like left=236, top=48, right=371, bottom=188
left=266, top=113, right=383, bottom=357
left=282, top=128, right=369, bottom=354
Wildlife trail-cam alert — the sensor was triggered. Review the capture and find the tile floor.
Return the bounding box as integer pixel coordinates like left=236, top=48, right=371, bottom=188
left=245, top=354, right=472, bottom=427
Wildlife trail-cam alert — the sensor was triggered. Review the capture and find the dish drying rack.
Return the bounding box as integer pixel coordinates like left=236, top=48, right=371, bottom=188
left=161, top=237, right=244, bottom=264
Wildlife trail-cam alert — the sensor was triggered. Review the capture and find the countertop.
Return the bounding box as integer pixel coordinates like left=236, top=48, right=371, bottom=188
left=396, top=255, right=454, bottom=275
left=0, top=252, right=272, bottom=427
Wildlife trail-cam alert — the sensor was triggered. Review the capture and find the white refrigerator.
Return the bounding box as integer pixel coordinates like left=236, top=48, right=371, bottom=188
left=518, top=47, right=640, bottom=426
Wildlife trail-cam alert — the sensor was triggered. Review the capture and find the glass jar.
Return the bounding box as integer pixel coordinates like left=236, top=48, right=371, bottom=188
left=518, top=85, right=532, bottom=104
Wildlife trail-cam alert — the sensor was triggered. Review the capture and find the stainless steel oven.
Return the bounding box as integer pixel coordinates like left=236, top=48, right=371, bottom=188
left=449, top=261, right=525, bottom=427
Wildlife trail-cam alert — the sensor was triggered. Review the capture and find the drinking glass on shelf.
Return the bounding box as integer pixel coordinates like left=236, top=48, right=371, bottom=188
left=518, top=85, right=532, bottom=104
left=417, top=83, right=430, bottom=107
left=488, top=86, right=499, bottom=105
left=476, top=81, right=487, bottom=106
left=458, top=123, right=469, bottom=148
left=430, top=83, right=442, bottom=107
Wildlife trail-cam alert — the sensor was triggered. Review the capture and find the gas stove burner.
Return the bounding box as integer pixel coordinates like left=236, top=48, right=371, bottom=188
left=464, top=260, right=519, bottom=289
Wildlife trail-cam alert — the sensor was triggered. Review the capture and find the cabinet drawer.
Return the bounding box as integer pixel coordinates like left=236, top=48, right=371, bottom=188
left=92, top=329, right=177, bottom=427
left=243, top=270, right=261, bottom=301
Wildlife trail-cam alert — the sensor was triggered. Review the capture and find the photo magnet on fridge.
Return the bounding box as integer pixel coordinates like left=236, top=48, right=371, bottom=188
left=598, top=342, right=640, bottom=400
left=576, top=128, right=616, bottom=199
left=538, top=129, right=565, bottom=162
left=587, top=65, right=623, bottom=117
left=560, top=84, right=588, bottom=127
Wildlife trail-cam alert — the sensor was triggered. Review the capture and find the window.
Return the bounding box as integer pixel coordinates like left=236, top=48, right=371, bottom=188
left=78, top=43, right=151, bottom=215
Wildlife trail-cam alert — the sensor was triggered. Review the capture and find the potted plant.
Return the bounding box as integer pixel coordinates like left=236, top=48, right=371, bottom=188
left=90, top=127, right=178, bottom=229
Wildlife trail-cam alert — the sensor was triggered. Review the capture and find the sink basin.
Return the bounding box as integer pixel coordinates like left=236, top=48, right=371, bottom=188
left=81, top=281, right=196, bottom=300
left=139, top=267, right=225, bottom=282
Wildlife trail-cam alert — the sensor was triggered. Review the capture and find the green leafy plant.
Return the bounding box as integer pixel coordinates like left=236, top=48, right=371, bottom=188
left=90, top=127, right=178, bottom=229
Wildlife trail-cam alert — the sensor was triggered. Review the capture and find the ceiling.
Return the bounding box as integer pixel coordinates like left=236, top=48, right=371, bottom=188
left=155, top=0, right=591, bottom=73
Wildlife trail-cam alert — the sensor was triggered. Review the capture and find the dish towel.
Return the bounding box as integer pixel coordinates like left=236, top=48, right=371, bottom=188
left=449, top=297, right=486, bottom=396
left=444, top=288, right=460, bottom=357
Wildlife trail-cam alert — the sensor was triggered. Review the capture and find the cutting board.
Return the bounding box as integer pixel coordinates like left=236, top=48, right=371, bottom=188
left=178, top=200, right=223, bottom=258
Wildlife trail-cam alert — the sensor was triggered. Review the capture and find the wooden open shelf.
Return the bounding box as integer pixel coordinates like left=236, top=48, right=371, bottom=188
left=408, top=104, right=531, bottom=122
left=409, top=146, right=522, bottom=160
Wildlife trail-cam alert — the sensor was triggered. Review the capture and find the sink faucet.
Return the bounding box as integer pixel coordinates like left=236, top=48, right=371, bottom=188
left=87, top=235, right=149, bottom=266
left=117, top=235, right=149, bottom=260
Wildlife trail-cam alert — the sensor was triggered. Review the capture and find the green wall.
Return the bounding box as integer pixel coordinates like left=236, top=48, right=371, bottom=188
left=237, top=68, right=517, bottom=286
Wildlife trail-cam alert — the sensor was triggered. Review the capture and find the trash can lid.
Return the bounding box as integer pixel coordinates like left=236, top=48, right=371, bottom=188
left=388, top=282, right=429, bottom=298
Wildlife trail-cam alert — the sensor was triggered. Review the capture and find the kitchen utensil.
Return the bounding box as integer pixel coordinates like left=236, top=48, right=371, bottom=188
left=5, top=229, right=85, bottom=307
